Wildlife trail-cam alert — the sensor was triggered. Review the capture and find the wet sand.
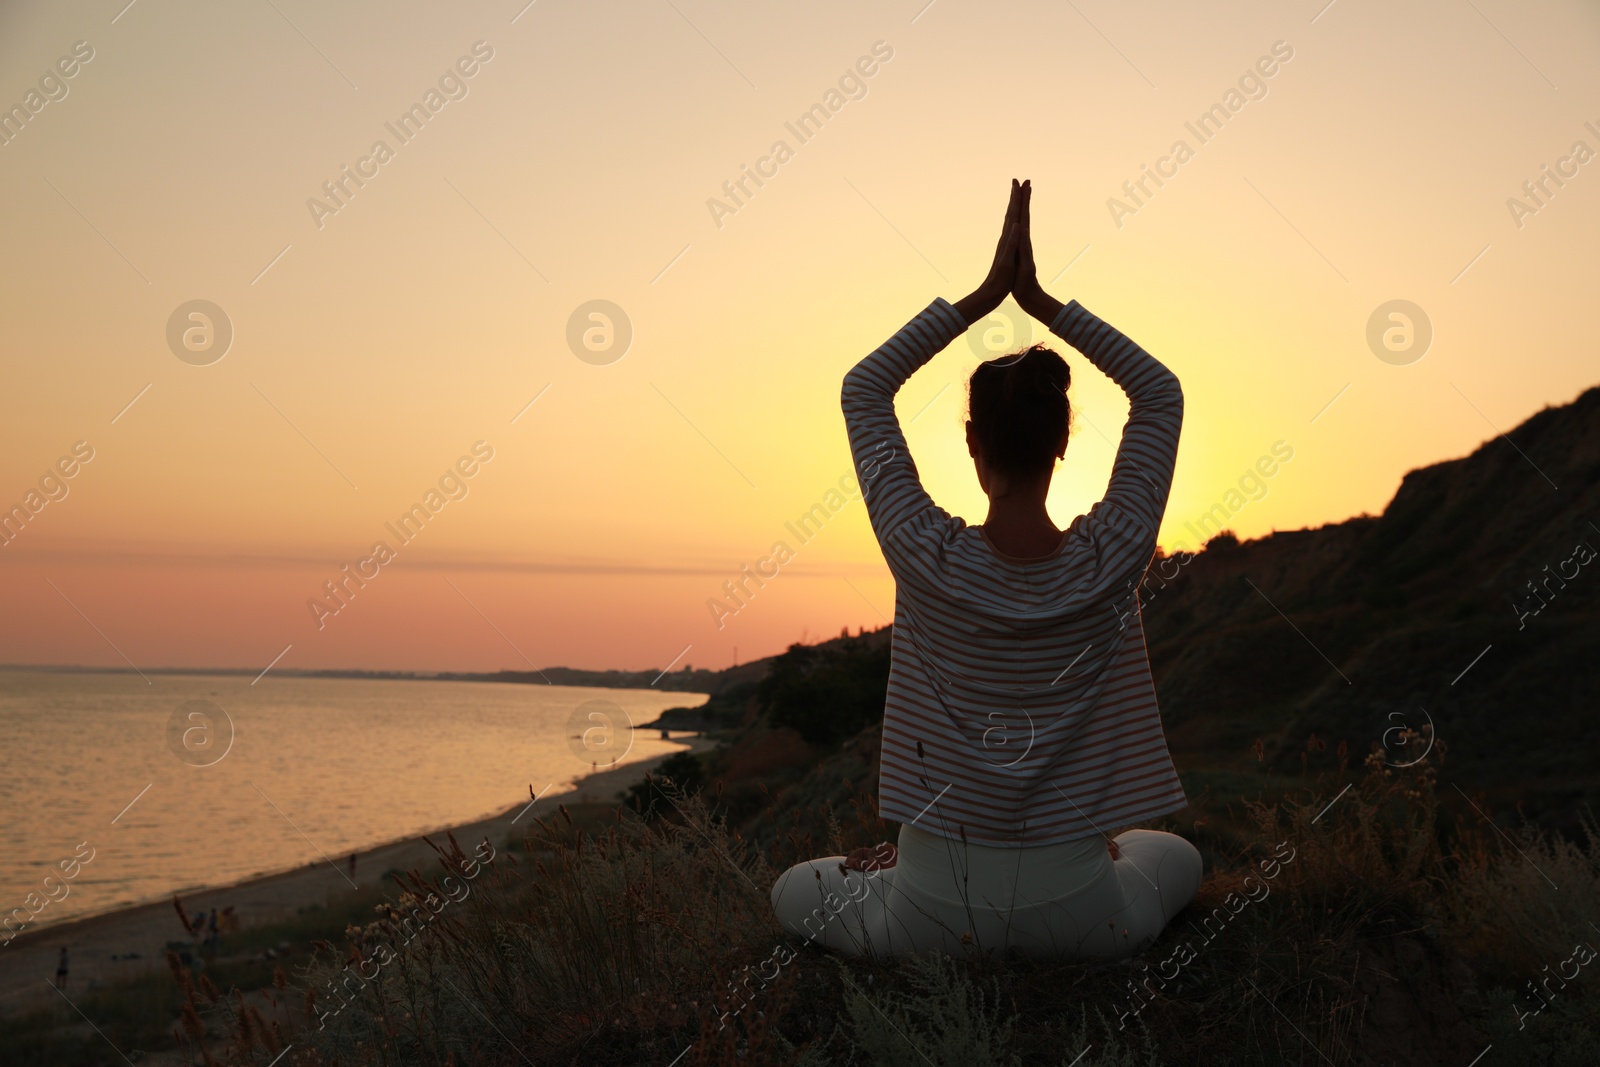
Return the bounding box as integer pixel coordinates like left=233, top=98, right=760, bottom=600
left=0, top=734, right=714, bottom=1017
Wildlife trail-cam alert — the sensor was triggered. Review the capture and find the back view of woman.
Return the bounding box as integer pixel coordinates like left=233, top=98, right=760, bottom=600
left=770, top=180, right=1202, bottom=961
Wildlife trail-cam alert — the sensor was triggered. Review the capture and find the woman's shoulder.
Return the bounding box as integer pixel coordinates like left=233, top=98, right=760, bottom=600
left=880, top=510, right=988, bottom=576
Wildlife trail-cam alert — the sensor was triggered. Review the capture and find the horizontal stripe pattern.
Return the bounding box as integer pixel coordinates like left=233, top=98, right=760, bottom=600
left=841, top=297, right=1188, bottom=847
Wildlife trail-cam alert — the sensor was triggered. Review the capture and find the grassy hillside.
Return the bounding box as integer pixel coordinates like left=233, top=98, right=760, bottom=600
left=1140, top=384, right=1600, bottom=834
left=195, top=763, right=1599, bottom=1066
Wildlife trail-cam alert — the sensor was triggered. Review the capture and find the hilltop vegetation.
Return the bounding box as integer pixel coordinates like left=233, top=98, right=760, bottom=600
left=1141, top=384, right=1600, bottom=836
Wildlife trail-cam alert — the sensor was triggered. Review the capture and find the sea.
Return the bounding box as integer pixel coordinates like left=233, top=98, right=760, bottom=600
left=0, top=670, right=706, bottom=930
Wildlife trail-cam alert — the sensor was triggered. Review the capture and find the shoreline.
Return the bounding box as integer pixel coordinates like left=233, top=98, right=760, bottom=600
left=0, top=733, right=716, bottom=1016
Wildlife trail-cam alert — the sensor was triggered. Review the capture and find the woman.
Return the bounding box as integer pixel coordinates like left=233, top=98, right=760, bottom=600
left=770, top=180, right=1202, bottom=961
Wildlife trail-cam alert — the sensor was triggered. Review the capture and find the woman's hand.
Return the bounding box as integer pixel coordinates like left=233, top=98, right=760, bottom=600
left=952, top=179, right=1025, bottom=328
left=842, top=841, right=898, bottom=873
left=1011, top=180, right=1066, bottom=326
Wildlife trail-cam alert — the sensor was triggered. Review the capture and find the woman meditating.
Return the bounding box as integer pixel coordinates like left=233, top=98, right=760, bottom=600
left=770, top=179, right=1202, bottom=960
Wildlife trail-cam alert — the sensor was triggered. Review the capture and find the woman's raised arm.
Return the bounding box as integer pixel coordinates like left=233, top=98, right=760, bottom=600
left=1013, top=181, right=1184, bottom=547
left=841, top=182, right=1029, bottom=546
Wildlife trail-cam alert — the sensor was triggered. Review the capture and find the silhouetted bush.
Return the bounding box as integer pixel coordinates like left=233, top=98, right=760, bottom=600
left=758, top=640, right=891, bottom=746
left=624, top=750, right=709, bottom=816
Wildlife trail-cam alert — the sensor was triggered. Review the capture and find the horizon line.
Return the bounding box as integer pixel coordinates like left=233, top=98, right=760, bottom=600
left=0, top=661, right=727, bottom=681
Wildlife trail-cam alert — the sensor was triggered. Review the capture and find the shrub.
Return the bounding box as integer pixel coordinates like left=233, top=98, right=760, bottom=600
left=759, top=641, right=891, bottom=747
left=624, top=750, right=710, bottom=816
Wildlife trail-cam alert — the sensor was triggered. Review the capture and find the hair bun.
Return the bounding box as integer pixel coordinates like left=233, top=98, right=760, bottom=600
left=1019, top=351, right=1068, bottom=393
left=967, top=346, right=1072, bottom=479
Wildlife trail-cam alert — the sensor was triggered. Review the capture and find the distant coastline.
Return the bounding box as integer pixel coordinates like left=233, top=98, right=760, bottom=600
left=0, top=662, right=725, bottom=694
left=0, top=628, right=860, bottom=697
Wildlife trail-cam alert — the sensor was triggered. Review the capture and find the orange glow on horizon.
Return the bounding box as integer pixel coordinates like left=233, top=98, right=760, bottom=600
left=3, top=1, right=1598, bottom=673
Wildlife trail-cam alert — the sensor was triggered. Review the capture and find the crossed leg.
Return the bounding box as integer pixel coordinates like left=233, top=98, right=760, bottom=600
left=769, top=828, right=1203, bottom=961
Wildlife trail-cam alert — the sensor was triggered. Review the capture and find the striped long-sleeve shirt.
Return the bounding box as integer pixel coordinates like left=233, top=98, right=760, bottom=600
left=841, top=296, right=1188, bottom=847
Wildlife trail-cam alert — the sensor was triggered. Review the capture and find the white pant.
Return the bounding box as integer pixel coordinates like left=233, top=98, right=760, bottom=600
left=770, top=823, right=1202, bottom=960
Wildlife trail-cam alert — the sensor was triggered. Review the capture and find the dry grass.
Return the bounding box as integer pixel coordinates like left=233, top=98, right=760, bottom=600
left=188, top=752, right=1599, bottom=1067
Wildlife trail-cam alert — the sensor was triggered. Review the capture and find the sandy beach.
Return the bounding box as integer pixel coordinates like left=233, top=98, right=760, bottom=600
left=0, top=734, right=715, bottom=1019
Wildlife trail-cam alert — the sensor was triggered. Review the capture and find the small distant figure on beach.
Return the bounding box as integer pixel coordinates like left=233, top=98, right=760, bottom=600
left=54, top=946, right=69, bottom=990
left=205, top=908, right=219, bottom=949
left=348, top=852, right=358, bottom=879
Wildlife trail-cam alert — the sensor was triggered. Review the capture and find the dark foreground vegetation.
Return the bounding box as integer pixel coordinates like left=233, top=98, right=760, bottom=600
left=188, top=756, right=1600, bottom=1066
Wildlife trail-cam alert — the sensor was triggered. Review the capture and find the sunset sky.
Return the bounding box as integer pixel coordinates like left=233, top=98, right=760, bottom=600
left=2, top=0, right=1597, bottom=674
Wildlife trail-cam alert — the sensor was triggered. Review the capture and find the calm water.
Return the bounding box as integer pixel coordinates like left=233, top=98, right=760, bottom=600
left=0, top=671, right=705, bottom=929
